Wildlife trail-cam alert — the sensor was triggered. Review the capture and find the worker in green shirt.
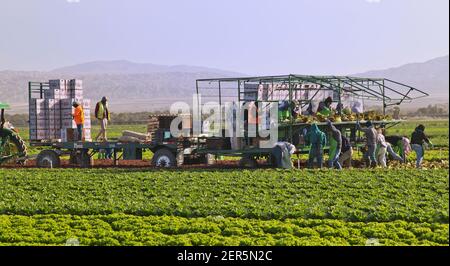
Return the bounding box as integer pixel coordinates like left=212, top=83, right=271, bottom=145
left=305, top=123, right=327, bottom=168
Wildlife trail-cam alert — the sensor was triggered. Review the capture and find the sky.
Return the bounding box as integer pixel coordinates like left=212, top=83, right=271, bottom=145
left=0, top=0, right=448, bottom=75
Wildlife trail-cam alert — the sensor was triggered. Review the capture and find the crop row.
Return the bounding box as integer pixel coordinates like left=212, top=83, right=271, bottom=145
left=0, top=168, right=448, bottom=223
left=0, top=214, right=447, bottom=246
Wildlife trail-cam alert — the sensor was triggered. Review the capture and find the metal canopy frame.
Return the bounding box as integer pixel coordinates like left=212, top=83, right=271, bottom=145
left=196, top=74, right=429, bottom=115
left=195, top=74, right=429, bottom=144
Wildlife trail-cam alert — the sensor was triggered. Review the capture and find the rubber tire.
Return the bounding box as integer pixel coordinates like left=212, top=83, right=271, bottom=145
left=152, top=148, right=176, bottom=167
left=239, top=157, right=258, bottom=168
left=79, top=150, right=94, bottom=168
left=0, top=128, right=27, bottom=164
left=36, top=150, right=60, bottom=168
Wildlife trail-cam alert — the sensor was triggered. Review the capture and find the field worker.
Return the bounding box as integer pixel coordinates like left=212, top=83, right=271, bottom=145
left=338, top=135, right=353, bottom=168
left=411, top=124, right=433, bottom=168
left=95, top=96, right=110, bottom=141
left=317, top=97, right=332, bottom=116
left=385, top=135, right=411, bottom=163
left=305, top=123, right=327, bottom=168
left=326, top=120, right=342, bottom=170
left=272, top=141, right=296, bottom=169
left=72, top=101, right=84, bottom=141
left=376, top=128, right=388, bottom=168
left=356, top=120, right=378, bottom=168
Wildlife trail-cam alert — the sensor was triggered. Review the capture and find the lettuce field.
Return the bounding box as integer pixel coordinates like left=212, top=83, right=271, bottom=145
left=0, top=168, right=448, bottom=246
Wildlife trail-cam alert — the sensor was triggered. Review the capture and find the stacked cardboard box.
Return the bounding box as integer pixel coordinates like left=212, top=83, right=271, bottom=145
left=29, top=79, right=92, bottom=142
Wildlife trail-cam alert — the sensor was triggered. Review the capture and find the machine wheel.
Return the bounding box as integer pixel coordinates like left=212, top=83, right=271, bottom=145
left=36, top=150, right=60, bottom=168
left=152, top=148, right=176, bottom=167
left=0, top=128, right=27, bottom=165
left=79, top=150, right=94, bottom=168
left=239, top=157, right=258, bottom=168
left=70, top=150, right=93, bottom=168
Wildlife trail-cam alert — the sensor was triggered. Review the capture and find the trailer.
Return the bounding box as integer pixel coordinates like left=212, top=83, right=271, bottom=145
left=27, top=74, right=428, bottom=169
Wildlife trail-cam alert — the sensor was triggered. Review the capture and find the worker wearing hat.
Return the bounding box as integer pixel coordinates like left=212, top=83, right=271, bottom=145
left=72, top=101, right=85, bottom=141
left=95, top=96, right=110, bottom=141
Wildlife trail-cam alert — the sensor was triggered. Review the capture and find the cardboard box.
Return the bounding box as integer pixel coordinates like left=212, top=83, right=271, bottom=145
left=49, top=79, right=67, bottom=90
left=29, top=118, right=48, bottom=128
left=62, top=119, right=77, bottom=129
left=30, top=129, right=48, bottom=140
left=69, top=79, right=83, bottom=90
left=84, top=129, right=91, bottom=141
left=82, top=99, right=90, bottom=109
left=69, top=89, right=83, bottom=99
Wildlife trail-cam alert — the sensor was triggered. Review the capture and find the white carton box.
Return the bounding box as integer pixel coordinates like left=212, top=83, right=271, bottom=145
left=84, top=130, right=91, bottom=140
left=83, top=118, right=91, bottom=128
left=69, top=90, right=83, bottom=99
left=82, top=99, right=90, bottom=109
left=29, top=118, right=48, bottom=128
left=30, top=129, right=48, bottom=140
left=49, top=79, right=67, bottom=90
left=61, top=108, right=73, bottom=119
left=69, top=79, right=83, bottom=90
left=62, top=119, right=77, bottom=128
left=29, top=110, right=47, bottom=120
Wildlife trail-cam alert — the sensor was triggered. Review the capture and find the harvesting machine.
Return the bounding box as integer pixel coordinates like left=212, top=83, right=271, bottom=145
left=0, top=102, right=27, bottom=165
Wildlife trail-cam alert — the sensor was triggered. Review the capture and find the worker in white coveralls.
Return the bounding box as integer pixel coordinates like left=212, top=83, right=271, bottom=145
left=272, top=141, right=296, bottom=169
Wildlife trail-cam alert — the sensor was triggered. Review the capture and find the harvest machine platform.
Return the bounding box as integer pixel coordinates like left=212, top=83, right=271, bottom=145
left=24, top=74, right=428, bottom=169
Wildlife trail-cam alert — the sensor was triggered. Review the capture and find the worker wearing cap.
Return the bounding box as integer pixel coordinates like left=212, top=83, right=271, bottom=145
left=72, top=102, right=85, bottom=141
left=95, top=96, right=110, bottom=141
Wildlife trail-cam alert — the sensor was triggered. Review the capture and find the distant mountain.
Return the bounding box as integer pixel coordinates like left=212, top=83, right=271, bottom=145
left=0, top=61, right=245, bottom=113
left=1, top=57, right=448, bottom=114
left=51, top=60, right=243, bottom=77
left=353, top=55, right=449, bottom=100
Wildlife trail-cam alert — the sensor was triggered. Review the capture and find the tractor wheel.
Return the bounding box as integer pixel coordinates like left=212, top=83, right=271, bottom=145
left=70, top=150, right=93, bottom=168
left=79, top=150, right=93, bottom=168
left=36, top=150, right=60, bottom=168
left=152, top=148, right=176, bottom=167
left=0, top=128, right=27, bottom=165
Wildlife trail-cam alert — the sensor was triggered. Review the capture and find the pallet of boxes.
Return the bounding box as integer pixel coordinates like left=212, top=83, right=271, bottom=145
left=29, top=79, right=92, bottom=142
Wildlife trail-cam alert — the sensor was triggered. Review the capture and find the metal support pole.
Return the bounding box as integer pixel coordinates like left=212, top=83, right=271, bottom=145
left=113, top=149, right=118, bottom=166
left=218, top=80, right=222, bottom=128
left=382, top=80, right=386, bottom=115
left=288, top=75, right=293, bottom=143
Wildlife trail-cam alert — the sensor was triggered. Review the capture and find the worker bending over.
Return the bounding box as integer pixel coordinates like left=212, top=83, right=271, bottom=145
left=95, top=96, right=110, bottom=141
left=385, top=135, right=411, bottom=163
left=272, top=141, right=296, bottom=169
left=327, top=120, right=342, bottom=170
left=72, top=101, right=84, bottom=141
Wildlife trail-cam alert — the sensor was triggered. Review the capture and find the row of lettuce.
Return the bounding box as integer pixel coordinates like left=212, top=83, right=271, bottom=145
left=0, top=169, right=448, bottom=223
left=0, top=214, right=448, bottom=246
left=0, top=168, right=448, bottom=246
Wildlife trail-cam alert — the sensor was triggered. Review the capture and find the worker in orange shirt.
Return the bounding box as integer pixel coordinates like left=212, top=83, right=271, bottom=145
left=72, top=102, right=85, bottom=141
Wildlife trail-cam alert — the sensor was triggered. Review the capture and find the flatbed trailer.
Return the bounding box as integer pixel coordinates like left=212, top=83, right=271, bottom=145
left=26, top=75, right=427, bottom=169
left=30, top=140, right=177, bottom=168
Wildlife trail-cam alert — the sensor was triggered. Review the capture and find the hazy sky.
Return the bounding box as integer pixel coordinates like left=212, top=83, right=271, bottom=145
left=0, top=0, right=448, bottom=75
